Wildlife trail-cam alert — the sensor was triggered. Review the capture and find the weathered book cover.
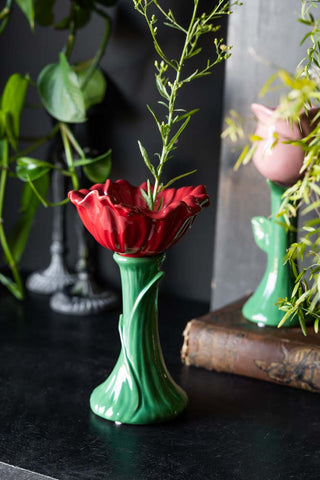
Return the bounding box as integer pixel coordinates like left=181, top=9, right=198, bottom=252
left=181, top=297, right=320, bottom=393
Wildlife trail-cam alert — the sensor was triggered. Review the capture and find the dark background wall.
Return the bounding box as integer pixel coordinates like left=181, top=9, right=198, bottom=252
left=0, top=0, right=228, bottom=303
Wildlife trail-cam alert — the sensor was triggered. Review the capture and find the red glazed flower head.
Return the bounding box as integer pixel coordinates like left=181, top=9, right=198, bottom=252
left=68, top=179, right=210, bottom=257
left=251, top=103, right=319, bottom=186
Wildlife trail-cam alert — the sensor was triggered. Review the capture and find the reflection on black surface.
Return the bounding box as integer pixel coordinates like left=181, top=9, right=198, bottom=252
left=90, top=413, right=141, bottom=480
left=0, top=293, right=25, bottom=325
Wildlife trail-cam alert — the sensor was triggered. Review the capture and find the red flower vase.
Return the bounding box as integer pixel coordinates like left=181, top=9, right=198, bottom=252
left=69, top=179, right=209, bottom=424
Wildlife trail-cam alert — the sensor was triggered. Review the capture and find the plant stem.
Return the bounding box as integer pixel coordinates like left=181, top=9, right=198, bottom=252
left=80, top=8, right=111, bottom=89
left=62, top=6, right=111, bottom=188
left=60, top=123, right=79, bottom=190
left=63, top=125, right=85, bottom=159
left=0, top=6, right=10, bottom=20
left=0, top=140, right=24, bottom=299
left=65, top=2, right=77, bottom=59
left=152, top=1, right=199, bottom=205
left=27, top=178, right=70, bottom=208
left=134, top=0, right=232, bottom=209
left=0, top=0, right=12, bottom=34
left=9, top=124, right=60, bottom=164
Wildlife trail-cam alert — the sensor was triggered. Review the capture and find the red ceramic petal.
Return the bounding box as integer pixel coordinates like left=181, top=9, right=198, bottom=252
left=68, top=180, right=210, bottom=256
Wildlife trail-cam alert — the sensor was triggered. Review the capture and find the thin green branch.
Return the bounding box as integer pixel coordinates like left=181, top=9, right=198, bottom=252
left=65, top=1, right=77, bottom=59
left=27, top=177, right=69, bottom=208
left=60, top=122, right=79, bottom=190
left=63, top=124, right=85, bottom=158
left=9, top=124, right=60, bottom=164
left=80, top=7, right=111, bottom=89
left=133, top=0, right=233, bottom=209
left=0, top=140, right=24, bottom=299
left=0, top=0, right=13, bottom=35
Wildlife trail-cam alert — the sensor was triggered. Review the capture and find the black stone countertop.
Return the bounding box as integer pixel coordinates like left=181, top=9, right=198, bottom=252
left=1, top=290, right=320, bottom=480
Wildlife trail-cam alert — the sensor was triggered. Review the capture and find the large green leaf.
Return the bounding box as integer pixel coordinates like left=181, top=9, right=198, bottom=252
left=3, top=112, right=17, bottom=150
left=14, top=0, right=34, bottom=29
left=77, top=65, right=107, bottom=109
left=81, top=150, right=112, bottom=183
left=53, top=16, right=70, bottom=30
left=0, top=111, right=5, bottom=139
left=8, top=175, right=50, bottom=263
left=55, top=6, right=91, bottom=30
left=79, top=0, right=95, bottom=8
left=16, top=157, right=53, bottom=181
left=37, top=53, right=86, bottom=123
left=34, top=0, right=55, bottom=26
left=2, top=73, right=29, bottom=140
left=0, top=139, right=8, bottom=168
left=95, top=0, right=117, bottom=6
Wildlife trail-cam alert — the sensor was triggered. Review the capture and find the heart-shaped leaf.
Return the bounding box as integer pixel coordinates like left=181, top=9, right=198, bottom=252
left=74, top=5, right=92, bottom=28
left=55, top=6, right=91, bottom=30
left=77, top=65, right=107, bottom=109
left=16, top=157, right=53, bottom=181
left=34, top=0, right=55, bottom=26
left=54, top=16, right=70, bottom=30
left=2, top=73, right=29, bottom=139
left=79, top=0, right=95, bottom=8
left=0, top=112, right=5, bottom=139
left=15, top=0, right=34, bottom=29
left=8, top=175, right=50, bottom=262
left=3, top=112, right=17, bottom=150
left=81, top=150, right=112, bottom=183
left=0, top=139, right=8, bottom=168
left=37, top=53, right=86, bottom=123
left=95, top=0, right=117, bottom=6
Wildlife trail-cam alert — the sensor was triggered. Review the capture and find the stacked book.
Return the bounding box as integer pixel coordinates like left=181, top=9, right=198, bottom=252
left=181, top=297, right=320, bottom=393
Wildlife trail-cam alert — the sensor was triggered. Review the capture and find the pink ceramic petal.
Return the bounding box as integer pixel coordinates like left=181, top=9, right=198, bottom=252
left=250, top=103, right=319, bottom=186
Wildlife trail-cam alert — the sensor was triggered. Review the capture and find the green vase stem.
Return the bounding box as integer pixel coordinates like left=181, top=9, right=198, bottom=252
left=242, top=180, right=299, bottom=327
left=90, top=253, right=188, bottom=424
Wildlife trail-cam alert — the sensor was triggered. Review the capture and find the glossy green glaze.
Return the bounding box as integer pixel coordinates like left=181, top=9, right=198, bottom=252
left=242, top=180, right=299, bottom=327
left=90, top=253, right=188, bottom=424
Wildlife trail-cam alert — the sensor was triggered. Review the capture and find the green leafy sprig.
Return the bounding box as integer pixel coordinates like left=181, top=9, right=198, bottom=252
left=223, top=0, right=320, bottom=333
left=133, top=0, right=239, bottom=210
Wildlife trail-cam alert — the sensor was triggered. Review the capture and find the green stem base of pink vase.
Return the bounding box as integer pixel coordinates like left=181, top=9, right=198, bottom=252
left=243, top=180, right=299, bottom=327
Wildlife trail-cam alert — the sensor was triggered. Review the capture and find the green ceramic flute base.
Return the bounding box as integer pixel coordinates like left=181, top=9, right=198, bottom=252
left=243, top=180, right=299, bottom=328
left=90, top=253, right=188, bottom=425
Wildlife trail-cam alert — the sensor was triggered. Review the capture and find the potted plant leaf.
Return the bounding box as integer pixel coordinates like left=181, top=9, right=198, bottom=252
left=0, top=0, right=116, bottom=303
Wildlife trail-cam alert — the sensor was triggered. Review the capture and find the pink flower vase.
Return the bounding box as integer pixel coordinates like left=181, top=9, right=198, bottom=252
left=242, top=103, right=318, bottom=327
left=251, top=103, right=318, bottom=185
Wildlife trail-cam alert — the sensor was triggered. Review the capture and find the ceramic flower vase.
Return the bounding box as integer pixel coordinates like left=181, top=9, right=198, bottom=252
left=242, top=180, right=298, bottom=327
left=90, top=253, right=188, bottom=424
left=69, top=179, right=209, bottom=424
left=242, top=103, right=320, bottom=327
left=251, top=103, right=319, bottom=185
